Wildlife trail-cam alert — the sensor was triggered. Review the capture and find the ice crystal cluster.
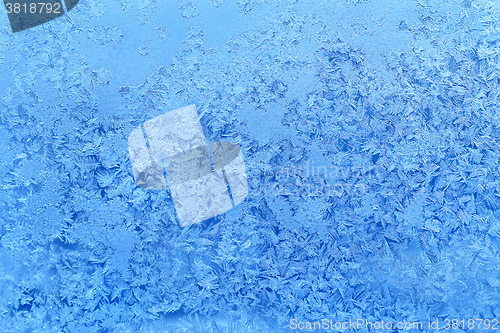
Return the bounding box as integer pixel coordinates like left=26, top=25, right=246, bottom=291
left=1, top=0, right=500, bottom=332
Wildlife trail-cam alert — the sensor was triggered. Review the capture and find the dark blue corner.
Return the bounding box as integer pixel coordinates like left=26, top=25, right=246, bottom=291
left=4, top=0, right=79, bottom=33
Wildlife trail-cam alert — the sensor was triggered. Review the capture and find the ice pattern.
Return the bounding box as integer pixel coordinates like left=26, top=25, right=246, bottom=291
left=0, top=0, right=500, bottom=332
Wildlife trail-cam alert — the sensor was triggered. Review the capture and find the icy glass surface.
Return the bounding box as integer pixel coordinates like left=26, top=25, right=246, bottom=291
left=1, top=0, right=500, bottom=332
